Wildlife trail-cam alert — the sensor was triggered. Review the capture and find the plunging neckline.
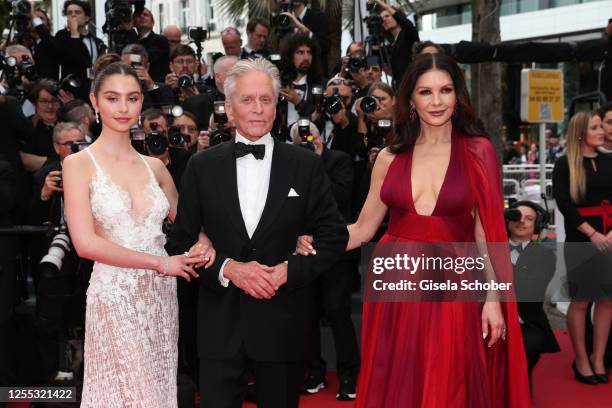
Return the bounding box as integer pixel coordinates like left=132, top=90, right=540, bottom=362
left=87, top=148, right=160, bottom=223
left=408, top=133, right=455, bottom=217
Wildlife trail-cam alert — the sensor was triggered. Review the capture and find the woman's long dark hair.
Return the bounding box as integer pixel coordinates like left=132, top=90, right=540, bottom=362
left=389, top=53, right=481, bottom=154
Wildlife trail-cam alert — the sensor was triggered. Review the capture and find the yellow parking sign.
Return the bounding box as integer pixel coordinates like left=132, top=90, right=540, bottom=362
left=520, top=69, right=564, bottom=123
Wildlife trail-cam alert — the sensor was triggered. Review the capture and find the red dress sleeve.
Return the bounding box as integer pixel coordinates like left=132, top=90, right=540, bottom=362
left=465, top=135, right=532, bottom=407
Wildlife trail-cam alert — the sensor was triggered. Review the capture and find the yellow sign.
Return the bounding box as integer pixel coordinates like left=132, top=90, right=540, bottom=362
left=520, top=69, right=564, bottom=123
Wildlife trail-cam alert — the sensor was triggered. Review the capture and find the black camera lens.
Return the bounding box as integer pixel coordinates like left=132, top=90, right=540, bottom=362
left=323, top=95, right=343, bottom=116
left=146, top=132, right=168, bottom=156
left=20, top=61, right=38, bottom=81
left=178, top=74, right=193, bottom=88
left=213, top=101, right=228, bottom=126
left=360, top=96, right=379, bottom=114
left=209, top=128, right=232, bottom=146
left=348, top=56, right=367, bottom=72
left=168, top=125, right=189, bottom=147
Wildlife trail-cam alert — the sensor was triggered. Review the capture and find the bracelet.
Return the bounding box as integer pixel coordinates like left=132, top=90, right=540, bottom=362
left=160, top=256, right=169, bottom=275
left=588, top=230, right=597, bottom=238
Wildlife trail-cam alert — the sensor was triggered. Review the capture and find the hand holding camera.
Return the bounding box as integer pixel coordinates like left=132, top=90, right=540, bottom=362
left=41, top=170, right=63, bottom=200
left=197, top=130, right=210, bottom=151
left=280, top=85, right=303, bottom=105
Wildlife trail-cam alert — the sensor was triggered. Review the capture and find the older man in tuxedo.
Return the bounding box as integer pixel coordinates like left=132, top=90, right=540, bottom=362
left=167, top=58, right=348, bottom=408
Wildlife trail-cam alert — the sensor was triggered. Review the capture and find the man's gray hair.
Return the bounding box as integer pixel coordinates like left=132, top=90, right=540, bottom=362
left=121, top=43, right=150, bottom=65
left=220, top=27, right=241, bottom=38
left=223, top=58, right=280, bottom=101
left=6, top=45, right=32, bottom=58
left=213, top=55, right=239, bottom=75
left=53, top=121, right=84, bottom=144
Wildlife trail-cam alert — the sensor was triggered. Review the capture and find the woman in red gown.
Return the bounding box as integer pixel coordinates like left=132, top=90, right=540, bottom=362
left=300, top=53, right=531, bottom=406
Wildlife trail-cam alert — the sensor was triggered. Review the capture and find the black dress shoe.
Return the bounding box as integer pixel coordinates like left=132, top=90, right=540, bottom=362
left=572, top=361, right=599, bottom=385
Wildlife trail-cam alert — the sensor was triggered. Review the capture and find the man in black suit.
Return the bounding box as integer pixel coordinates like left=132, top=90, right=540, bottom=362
left=287, top=0, right=330, bottom=74
left=167, top=58, right=348, bottom=408
left=133, top=7, right=171, bottom=82
left=507, top=201, right=560, bottom=394
left=54, top=1, right=106, bottom=101
left=289, top=122, right=359, bottom=400
left=240, top=18, right=271, bottom=60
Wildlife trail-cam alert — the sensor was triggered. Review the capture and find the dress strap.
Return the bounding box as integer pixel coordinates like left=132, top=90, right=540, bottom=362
left=85, top=147, right=102, bottom=171
left=138, top=154, right=157, bottom=182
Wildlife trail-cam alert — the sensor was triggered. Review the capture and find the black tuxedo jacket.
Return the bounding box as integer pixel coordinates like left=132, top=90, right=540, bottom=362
left=33, top=25, right=60, bottom=81
left=139, top=31, right=170, bottom=82
left=514, top=242, right=560, bottom=354
left=320, top=148, right=352, bottom=221
left=167, top=138, right=348, bottom=361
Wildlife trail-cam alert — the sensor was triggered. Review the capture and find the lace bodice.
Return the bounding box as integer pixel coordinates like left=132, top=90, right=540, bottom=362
left=85, top=148, right=169, bottom=254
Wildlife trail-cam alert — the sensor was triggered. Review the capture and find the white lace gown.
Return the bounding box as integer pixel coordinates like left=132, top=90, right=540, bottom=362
left=80, top=148, right=178, bottom=408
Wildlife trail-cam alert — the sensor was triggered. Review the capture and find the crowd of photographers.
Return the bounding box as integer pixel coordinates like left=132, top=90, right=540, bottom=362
left=0, top=0, right=423, bottom=403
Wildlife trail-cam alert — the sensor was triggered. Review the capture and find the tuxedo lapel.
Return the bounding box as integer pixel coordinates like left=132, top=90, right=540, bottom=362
left=212, top=143, right=250, bottom=241
left=251, top=140, right=295, bottom=243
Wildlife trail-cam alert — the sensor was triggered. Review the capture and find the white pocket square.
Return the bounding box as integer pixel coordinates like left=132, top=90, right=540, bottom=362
left=288, top=188, right=300, bottom=197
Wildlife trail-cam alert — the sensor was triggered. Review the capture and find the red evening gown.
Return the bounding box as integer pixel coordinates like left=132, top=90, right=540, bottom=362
left=356, top=132, right=531, bottom=407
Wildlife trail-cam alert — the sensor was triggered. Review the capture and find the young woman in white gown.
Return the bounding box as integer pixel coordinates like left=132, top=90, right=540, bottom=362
left=63, top=62, right=212, bottom=407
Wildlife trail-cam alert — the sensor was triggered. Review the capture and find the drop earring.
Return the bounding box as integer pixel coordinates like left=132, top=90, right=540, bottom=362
left=95, top=111, right=100, bottom=123
left=409, top=105, right=417, bottom=122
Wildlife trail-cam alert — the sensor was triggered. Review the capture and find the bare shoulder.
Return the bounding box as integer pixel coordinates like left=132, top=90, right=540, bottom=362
left=374, top=147, right=396, bottom=170
left=62, top=149, right=95, bottom=180
left=142, top=155, right=171, bottom=182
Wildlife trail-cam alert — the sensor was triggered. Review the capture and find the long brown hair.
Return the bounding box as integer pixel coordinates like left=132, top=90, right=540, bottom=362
left=565, top=111, right=598, bottom=204
left=390, top=53, right=480, bottom=154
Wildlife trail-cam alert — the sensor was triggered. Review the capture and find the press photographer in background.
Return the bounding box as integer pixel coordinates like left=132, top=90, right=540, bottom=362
left=132, top=7, right=170, bottom=82
left=354, top=81, right=395, bottom=151
left=21, top=80, right=62, bottom=164
left=29, top=7, right=60, bottom=81
left=138, top=108, right=191, bottom=189
left=1, top=45, right=39, bottom=114
left=164, top=44, right=209, bottom=104
left=240, top=18, right=271, bottom=60
left=172, top=110, right=206, bottom=152
left=505, top=201, right=560, bottom=395
left=120, top=43, right=174, bottom=109
left=275, top=33, right=324, bottom=142
left=28, top=122, right=93, bottom=384
left=54, top=0, right=105, bottom=101
left=289, top=120, right=359, bottom=400
left=369, top=0, right=419, bottom=86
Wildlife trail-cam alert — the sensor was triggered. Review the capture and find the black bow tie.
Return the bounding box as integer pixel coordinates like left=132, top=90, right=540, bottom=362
left=293, top=83, right=308, bottom=92
left=234, top=142, right=265, bottom=160
left=509, top=243, right=524, bottom=254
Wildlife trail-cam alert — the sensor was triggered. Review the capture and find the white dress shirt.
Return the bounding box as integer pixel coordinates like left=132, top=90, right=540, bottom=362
left=509, top=239, right=529, bottom=266
left=218, top=132, right=275, bottom=286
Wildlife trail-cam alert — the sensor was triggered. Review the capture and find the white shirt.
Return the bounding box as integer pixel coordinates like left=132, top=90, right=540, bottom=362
left=598, top=146, right=612, bottom=154
left=509, top=239, right=529, bottom=266
left=218, top=132, right=275, bottom=286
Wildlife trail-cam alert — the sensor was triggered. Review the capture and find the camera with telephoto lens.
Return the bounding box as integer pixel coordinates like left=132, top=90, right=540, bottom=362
left=209, top=101, right=232, bottom=146
left=178, top=74, right=194, bottom=89
left=363, top=1, right=384, bottom=47
left=40, top=224, right=71, bottom=275
left=168, top=125, right=190, bottom=148
left=188, top=27, right=208, bottom=43
left=50, top=74, right=82, bottom=97
left=360, top=95, right=380, bottom=115
left=323, top=88, right=344, bottom=116
left=9, top=0, right=32, bottom=40
left=271, top=1, right=292, bottom=32
left=297, top=118, right=314, bottom=151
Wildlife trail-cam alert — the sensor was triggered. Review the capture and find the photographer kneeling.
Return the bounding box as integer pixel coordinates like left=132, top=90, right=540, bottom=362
left=354, top=81, right=395, bottom=151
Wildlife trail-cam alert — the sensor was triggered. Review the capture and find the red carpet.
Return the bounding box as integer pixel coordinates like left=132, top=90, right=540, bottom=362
left=8, top=330, right=612, bottom=407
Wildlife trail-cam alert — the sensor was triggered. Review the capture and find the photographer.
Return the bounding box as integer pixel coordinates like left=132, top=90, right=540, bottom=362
left=162, top=25, right=182, bottom=55
left=354, top=81, right=395, bottom=151
left=29, top=122, right=90, bottom=383
left=288, top=121, right=359, bottom=399
left=30, top=7, right=60, bottom=81
left=54, top=0, right=105, bottom=100
left=240, top=18, right=270, bottom=60
left=282, top=0, right=330, bottom=74
left=141, top=108, right=191, bottom=189
left=22, top=79, right=62, bottom=163
left=172, top=111, right=205, bottom=152
left=121, top=43, right=174, bottom=109
left=1, top=45, right=38, bottom=115
left=164, top=45, right=209, bottom=104
left=133, top=7, right=170, bottom=82
left=221, top=27, right=242, bottom=58
left=275, top=33, right=324, bottom=142
left=57, top=99, right=95, bottom=140
left=183, top=55, right=238, bottom=130
left=372, top=0, right=419, bottom=86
